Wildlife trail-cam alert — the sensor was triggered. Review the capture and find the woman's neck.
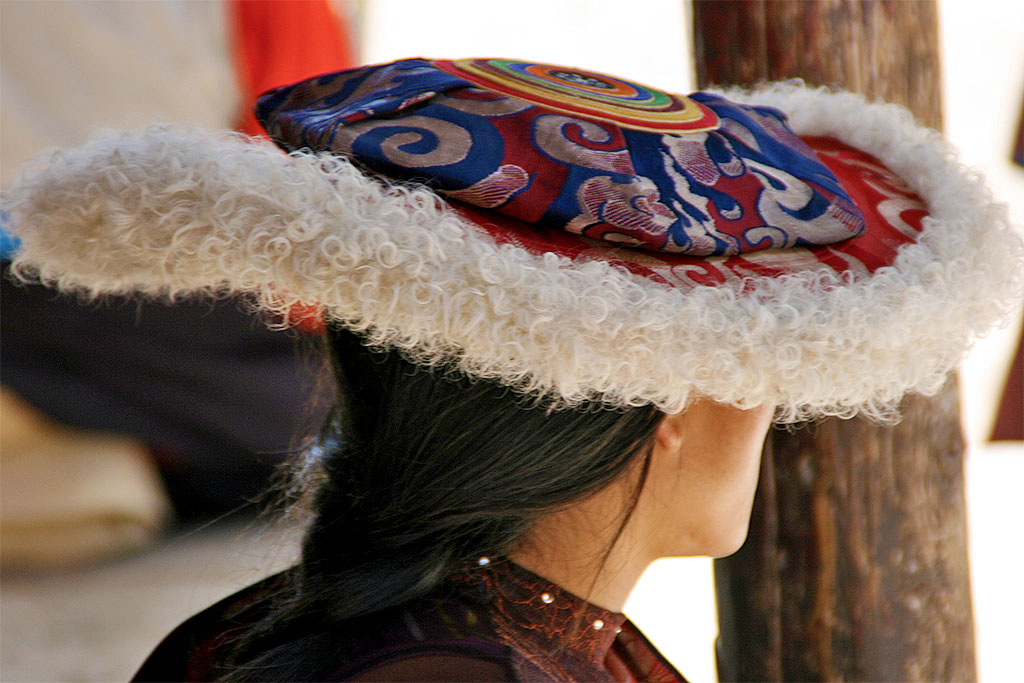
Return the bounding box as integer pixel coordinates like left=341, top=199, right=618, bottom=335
left=510, top=548, right=649, bottom=613
left=509, top=476, right=653, bottom=612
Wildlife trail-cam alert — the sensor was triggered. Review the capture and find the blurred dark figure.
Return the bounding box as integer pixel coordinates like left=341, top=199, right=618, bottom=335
left=0, top=0, right=355, bottom=567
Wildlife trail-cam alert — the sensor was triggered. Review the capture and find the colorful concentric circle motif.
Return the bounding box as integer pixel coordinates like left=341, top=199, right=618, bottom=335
left=435, top=58, right=719, bottom=134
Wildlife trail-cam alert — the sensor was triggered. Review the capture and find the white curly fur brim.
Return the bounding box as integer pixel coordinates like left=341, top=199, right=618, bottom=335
left=4, top=83, right=1022, bottom=421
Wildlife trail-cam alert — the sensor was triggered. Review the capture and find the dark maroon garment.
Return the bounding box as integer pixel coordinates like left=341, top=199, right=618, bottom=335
left=133, top=560, right=686, bottom=682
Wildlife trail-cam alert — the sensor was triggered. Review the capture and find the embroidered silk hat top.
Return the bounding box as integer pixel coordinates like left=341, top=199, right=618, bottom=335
left=4, top=58, right=1022, bottom=421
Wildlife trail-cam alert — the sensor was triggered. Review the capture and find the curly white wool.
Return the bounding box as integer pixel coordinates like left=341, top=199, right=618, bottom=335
left=4, top=83, right=1022, bottom=421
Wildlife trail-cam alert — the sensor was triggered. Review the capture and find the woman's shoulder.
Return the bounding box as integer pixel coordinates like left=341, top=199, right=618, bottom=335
left=324, top=583, right=515, bottom=681
left=132, top=569, right=516, bottom=682
left=344, top=652, right=513, bottom=681
left=133, top=570, right=292, bottom=682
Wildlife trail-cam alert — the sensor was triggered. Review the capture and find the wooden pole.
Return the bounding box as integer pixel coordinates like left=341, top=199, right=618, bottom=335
left=691, top=1, right=977, bottom=680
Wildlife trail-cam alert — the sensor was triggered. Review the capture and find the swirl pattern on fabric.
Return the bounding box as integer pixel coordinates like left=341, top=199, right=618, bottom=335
left=436, top=58, right=718, bottom=133
left=257, top=58, right=867, bottom=257
left=452, top=136, right=928, bottom=290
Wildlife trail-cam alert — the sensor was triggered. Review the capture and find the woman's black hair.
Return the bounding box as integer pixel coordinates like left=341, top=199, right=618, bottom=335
left=222, top=327, right=662, bottom=680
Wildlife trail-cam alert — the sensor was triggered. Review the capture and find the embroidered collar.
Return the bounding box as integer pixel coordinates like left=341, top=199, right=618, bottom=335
left=457, top=558, right=628, bottom=672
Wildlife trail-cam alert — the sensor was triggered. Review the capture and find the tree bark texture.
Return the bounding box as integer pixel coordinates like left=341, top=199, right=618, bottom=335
left=691, top=1, right=977, bottom=680
left=692, top=0, right=942, bottom=128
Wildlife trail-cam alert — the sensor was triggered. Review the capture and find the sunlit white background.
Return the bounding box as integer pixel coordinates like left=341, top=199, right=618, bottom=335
left=358, top=1, right=1023, bottom=680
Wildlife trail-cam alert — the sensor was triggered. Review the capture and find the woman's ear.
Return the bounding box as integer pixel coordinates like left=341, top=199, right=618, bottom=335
left=654, top=412, right=685, bottom=453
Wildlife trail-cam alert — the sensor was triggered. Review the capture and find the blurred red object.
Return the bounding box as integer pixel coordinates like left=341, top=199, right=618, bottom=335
left=231, top=0, right=355, bottom=333
left=231, top=0, right=356, bottom=137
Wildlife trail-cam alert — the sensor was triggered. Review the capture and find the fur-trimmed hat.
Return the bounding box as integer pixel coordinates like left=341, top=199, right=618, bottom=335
left=4, top=58, right=1022, bottom=421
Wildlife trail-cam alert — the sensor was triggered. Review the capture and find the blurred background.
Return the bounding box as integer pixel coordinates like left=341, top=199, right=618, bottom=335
left=1, top=0, right=1021, bottom=681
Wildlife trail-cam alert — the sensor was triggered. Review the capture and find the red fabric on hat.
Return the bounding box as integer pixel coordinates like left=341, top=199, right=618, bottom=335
left=448, top=137, right=928, bottom=293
